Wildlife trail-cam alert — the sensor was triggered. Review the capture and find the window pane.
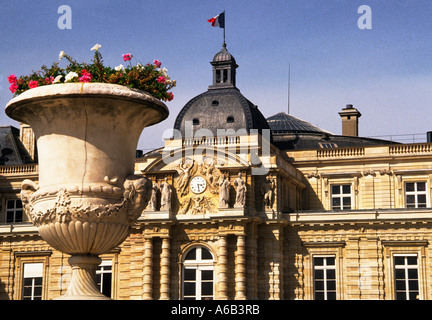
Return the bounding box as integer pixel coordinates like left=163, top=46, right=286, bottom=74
left=342, top=185, right=351, bottom=194
left=315, top=291, right=325, bottom=300
left=417, top=195, right=427, bottom=207
left=326, top=257, right=335, bottom=266
left=408, top=269, right=418, bottom=279
left=406, top=183, right=415, bottom=192
left=327, top=269, right=336, bottom=279
left=315, top=280, right=324, bottom=290
left=201, top=270, right=213, bottom=281
left=16, top=200, right=23, bottom=208
left=15, top=210, right=23, bottom=222
left=184, top=269, right=196, bottom=281
left=409, top=292, right=419, bottom=300
left=314, top=257, right=324, bottom=266
left=417, top=182, right=426, bottom=192
left=7, top=200, right=15, bottom=209
left=332, top=198, right=341, bottom=209
left=407, top=256, right=417, bottom=265
left=326, top=291, right=337, bottom=300
left=102, top=273, right=112, bottom=297
left=394, top=256, right=405, bottom=266
left=185, top=249, right=196, bottom=260
left=342, top=197, right=351, bottom=208
left=395, top=280, right=406, bottom=291
left=332, top=186, right=340, bottom=195
left=396, top=292, right=407, bottom=300
left=201, top=282, right=213, bottom=295
left=184, top=282, right=195, bottom=296
left=395, top=269, right=405, bottom=280
left=314, top=269, right=324, bottom=280
left=201, top=248, right=213, bottom=260
left=327, top=280, right=336, bottom=291
left=409, top=280, right=419, bottom=290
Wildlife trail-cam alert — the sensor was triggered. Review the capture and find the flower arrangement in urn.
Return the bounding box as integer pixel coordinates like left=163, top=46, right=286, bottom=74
left=8, top=43, right=175, bottom=102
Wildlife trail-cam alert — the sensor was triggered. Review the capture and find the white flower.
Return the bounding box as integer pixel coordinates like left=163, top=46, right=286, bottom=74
left=136, top=63, right=144, bottom=69
left=114, top=64, right=125, bottom=71
left=91, top=44, right=101, bottom=51
left=159, top=67, right=169, bottom=78
left=53, top=75, right=63, bottom=83
left=65, top=71, right=78, bottom=82
left=59, top=51, right=66, bottom=60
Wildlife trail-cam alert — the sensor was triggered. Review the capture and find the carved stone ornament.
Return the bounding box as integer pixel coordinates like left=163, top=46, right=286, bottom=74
left=6, top=83, right=168, bottom=300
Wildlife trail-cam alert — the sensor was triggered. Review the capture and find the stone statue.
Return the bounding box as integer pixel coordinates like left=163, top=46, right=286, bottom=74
left=219, top=174, right=230, bottom=208
left=160, top=177, right=172, bottom=211
left=233, top=173, right=247, bottom=208
left=149, top=182, right=159, bottom=211
left=261, top=175, right=275, bottom=209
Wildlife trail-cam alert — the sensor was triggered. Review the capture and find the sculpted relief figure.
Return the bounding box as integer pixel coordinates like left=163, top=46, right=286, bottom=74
left=219, top=174, right=230, bottom=208
left=149, top=182, right=159, bottom=211
left=261, top=175, right=275, bottom=209
left=233, top=173, right=247, bottom=208
left=160, top=177, right=172, bottom=212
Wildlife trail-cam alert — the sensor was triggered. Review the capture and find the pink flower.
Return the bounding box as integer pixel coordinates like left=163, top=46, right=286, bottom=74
left=9, top=83, right=18, bottom=93
left=167, top=92, right=174, bottom=101
left=153, top=59, right=161, bottom=68
left=28, top=80, right=39, bottom=89
left=122, top=53, right=133, bottom=61
left=45, top=76, right=54, bottom=84
left=8, top=74, right=17, bottom=84
left=79, top=69, right=92, bottom=83
left=157, top=76, right=166, bottom=84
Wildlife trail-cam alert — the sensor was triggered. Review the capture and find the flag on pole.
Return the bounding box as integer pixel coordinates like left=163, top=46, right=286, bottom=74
left=208, top=12, right=225, bottom=28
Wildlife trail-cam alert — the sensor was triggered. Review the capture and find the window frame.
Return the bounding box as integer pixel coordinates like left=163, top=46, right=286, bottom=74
left=330, top=183, right=353, bottom=210
left=393, top=253, right=420, bottom=300
left=22, top=262, right=44, bottom=300
left=96, top=260, right=113, bottom=298
left=404, top=181, right=428, bottom=208
left=312, top=255, right=337, bottom=300
left=181, top=246, right=215, bottom=300
left=5, top=198, right=23, bottom=223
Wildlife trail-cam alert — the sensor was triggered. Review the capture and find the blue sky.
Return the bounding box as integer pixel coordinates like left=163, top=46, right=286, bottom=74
left=1, top=0, right=432, bottom=151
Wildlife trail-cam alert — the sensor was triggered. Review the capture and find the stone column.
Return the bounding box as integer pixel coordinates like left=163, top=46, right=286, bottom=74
left=235, top=235, right=247, bottom=300
left=160, top=237, right=171, bottom=300
left=143, top=238, right=153, bottom=300
left=218, top=235, right=228, bottom=299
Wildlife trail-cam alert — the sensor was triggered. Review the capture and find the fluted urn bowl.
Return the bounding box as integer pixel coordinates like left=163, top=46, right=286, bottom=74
left=5, top=83, right=168, bottom=299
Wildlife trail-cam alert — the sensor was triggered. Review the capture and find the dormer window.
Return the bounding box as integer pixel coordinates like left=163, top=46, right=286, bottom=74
left=227, top=116, right=234, bottom=123
left=192, top=118, right=199, bottom=125
left=212, top=100, right=219, bottom=106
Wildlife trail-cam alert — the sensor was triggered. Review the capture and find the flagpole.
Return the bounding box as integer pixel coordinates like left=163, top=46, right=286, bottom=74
left=223, top=10, right=226, bottom=45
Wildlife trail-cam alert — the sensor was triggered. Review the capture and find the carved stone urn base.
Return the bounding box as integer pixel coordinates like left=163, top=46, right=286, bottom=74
left=55, top=255, right=109, bottom=300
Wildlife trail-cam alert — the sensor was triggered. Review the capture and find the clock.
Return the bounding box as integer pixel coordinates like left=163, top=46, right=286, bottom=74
left=190, top=176, right=207, bottom=194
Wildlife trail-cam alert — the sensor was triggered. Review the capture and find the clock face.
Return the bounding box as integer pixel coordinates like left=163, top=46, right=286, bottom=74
left=190, top=176, right=207, bottom=194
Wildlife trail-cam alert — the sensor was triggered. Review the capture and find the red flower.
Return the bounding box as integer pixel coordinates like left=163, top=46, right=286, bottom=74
left=9, top=83, right=18, bottom=93
left=8, top=74, right=17, bottom=84
left=153, top=59, right=161, bottom=68
left=45, top=76, right=54, bottom=84
left=122, top=53, right=133, bottom=61
left=157, top=76, right=166, bottom=84
left=167, top=92, right=174, bottom=101
left=28, top=80, right=39, bottom=89
left=79, top=69, right=92, bottom=83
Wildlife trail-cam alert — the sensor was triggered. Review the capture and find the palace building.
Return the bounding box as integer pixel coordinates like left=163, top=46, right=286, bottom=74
left=1, top=44, right=432, bottom=300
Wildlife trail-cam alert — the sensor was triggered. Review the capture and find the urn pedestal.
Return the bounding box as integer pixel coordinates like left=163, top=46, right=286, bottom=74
left=5, top=83, right=168, bottom=299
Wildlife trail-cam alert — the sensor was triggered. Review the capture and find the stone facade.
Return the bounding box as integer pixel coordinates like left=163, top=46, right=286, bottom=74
left=1, top=136, right=432, bottom=300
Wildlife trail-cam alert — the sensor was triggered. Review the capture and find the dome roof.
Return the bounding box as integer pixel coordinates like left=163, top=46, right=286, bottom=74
left=212, top=43, right=237, bottom=64
left=267, top=112, right=331, bottom=134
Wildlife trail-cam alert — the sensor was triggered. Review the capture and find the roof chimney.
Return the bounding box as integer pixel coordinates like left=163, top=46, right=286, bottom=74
left=338, top=104, right=362, bottom=137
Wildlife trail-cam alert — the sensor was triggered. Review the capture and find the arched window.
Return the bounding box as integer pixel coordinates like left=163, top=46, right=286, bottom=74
left=182, top=246, right=215, bottom=300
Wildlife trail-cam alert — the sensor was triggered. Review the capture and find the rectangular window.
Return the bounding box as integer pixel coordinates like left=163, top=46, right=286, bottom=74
left=405, top=182, right=427, bottom=208
left=394, top=254, right=419, bottom=300
left=313, top=256, right=337, bottom=300
left=6, top=199, right=23, bottom=223
left=22, top=263, right=43, bottom=300
left=331, top=184, right=352, bottom=210
left=96, top=260, right=112, bottom=298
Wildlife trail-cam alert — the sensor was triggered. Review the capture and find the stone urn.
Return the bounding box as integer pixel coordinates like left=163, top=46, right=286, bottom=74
left=5, top=83, right=168, bottom=299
